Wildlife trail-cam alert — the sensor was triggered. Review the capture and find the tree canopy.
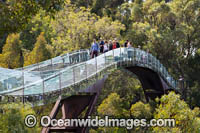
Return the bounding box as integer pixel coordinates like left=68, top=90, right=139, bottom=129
left=24, top=32, right=51, bottom=66
left=0, top=0, right=200, bottom=132
left=0, top=33, right=23, bottom=68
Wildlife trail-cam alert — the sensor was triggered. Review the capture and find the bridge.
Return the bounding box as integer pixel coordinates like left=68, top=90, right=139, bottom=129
left=0, top=47, right=183, bottom=132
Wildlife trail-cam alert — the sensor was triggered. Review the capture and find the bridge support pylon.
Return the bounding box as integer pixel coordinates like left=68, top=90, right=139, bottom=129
left=42, top=76, right=107, bottom=133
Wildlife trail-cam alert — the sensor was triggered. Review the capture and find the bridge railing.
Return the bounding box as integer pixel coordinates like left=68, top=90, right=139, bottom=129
left=0, top=50, right=90, bottom=93
left=16, top=49, right=90, bottom=72
left=125, top=48, right=179, bottom=90
left=0, top=47, right=182, bottom=103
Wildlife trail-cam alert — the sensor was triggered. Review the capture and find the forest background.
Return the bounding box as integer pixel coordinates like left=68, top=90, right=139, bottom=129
left=0, top=0, right=200, bottom=132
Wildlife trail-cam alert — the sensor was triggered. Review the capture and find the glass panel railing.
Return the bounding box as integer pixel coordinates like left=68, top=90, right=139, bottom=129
left=86, top=58, right=96, bottom=78
left=105, top=50, right=115, bottom=66
left=24, top=80, right=43, bottom=95
left=0, top=47, right=181, bottom=96
left=44, top=75, right=60, bottom=93
left=74, top=64, right=86, bottom=83
left=97, top=54, right=106, bottom=72
left=61, top=68, right=74, bottom=88
left=15, top=49, right=90, bottom=71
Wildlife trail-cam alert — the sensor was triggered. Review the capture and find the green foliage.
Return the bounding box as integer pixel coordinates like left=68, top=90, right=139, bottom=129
left=24, top=32, right=51, bottom=66
left=189, top=82, right=200, bottom=108
left=92, top=70, right=148, bottom=132
left=127, top=22, right=150, bottom=47
left=154, top=92, right=200, bottom=132
left=130, top=101, right=152, bottom=119
left=51, top=3, right=97, bottom=55
left=0, top=102, right=40, bottom=132
left=51, top=2, right=125, bottom=55
left=0, top=1, right=200, bottom=132
left=99, top=70, right=145, bottom=110
left=0, top=0, right=65, bottom=52
left=20, top=10, right=53, bottom=50
left=120, top=0, right=200, bottom=107
left=91, top=0, right=125, bottom=18
left=0, top=34, right=23, bottom=68
left=95, top=17, right=125, bottom=40
left=97, top=93, right=128, bottom=117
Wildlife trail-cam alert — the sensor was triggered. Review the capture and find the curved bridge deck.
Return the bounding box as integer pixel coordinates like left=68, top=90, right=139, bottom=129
left=0, top=48, right=181, bottom=105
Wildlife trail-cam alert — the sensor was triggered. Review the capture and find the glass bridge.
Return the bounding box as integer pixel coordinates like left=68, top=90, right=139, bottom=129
left=0, top=48, right=180, bottom=102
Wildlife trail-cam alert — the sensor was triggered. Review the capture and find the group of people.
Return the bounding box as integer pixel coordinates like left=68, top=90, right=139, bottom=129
left=90, top=38, right=133, bottom=58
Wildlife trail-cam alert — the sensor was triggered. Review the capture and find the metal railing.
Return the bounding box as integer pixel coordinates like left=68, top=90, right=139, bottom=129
left=0, top=48, right=181, bottom=100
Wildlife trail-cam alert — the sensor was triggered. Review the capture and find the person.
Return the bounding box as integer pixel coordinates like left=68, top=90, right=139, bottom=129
left=123, top=40, right=128, bottom=47
left=104, top=41, right=109, bottom=53
left=99, top=38, right=104, bottom=53
left=108, top=40, right=113, bottom=50
left=112, top=40, right=117, bottom=49
left=91, top=39, right=99, bottom=58
left=128, top=41, right=132, bottom=48
left=115, top=38, right=120, bottom=48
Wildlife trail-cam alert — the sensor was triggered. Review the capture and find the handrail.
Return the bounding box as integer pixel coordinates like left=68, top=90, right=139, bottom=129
left=16, top=49, right=90, bottom=71
left=0, top=47, right=180, bottom=97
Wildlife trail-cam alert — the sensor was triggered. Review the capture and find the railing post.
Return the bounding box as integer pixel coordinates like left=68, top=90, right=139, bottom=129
left=37, top=62, right=39, bottom=71
left=85, top=62, right=88, bottom=81
left=146, top=51, right=148, bottom=66
left=42, top=78, right=45, bottom=103
left=62, top=57, right=64, bottom=68
left=112, top=49, right=114, bottom=58
left=73, top=66, right=75, bottom=86
left=120, top=47, right=122, bottom=67
left=126, top=47, right=128, bottom=67
left=79, top=50, right=81, bottom=62
left=104, top=52, right=106, bottom=68
left=95, top=56, right=98, bottom=80
left=132, top=48, right=134, bottom=65
left=22, top=68, right=25, bottom=104
left=59, top=72, right=62, bottom=95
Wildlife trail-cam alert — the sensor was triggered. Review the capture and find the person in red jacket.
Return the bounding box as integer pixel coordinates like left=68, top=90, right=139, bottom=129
left=112, top=40, right=117, bottom=49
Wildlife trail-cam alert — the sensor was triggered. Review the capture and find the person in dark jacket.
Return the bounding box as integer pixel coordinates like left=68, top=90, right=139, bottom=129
left=124, top=40, right=129, bottom=47
left=99, top=38, right=104, bottom=53
left=115, top=38, right=120, bottom=48
left=108, top=40, right=113, bottom=50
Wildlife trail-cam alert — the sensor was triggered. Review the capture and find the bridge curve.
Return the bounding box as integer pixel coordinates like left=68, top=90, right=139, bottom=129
left=0, top=47, right=180, bottom=104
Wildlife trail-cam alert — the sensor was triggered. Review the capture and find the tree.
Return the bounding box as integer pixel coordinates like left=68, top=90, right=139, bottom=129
left=0, top=33, right=23, bottom=69
left=96, top=93, right=129, bottom=132
left=91, top=0, right=126, bottom=19
left=153, top=92, right=200, bottom=132
left=94, top=17, right=125, bottom=40
left=20, top=9, right=53, bottom=50
left=130, top=101, right=152, bottom=119
left=0, top=102, right=40, bottom=132
left=0, top=0, right=65, bottom=52
left=126, top=22, right=150, bottom=47
left=187, top=49, right=200, bottom=107
left=51, top=2, right=125, bottom=55
left=51, top=3, right=97, bottom=55
left=98, top=69, right=145, bottom=110
left=97, top=93, right=128, bottom=117
left=122, top=0, right=200, bottom=106
left=24, top=32, right=51, bottom=66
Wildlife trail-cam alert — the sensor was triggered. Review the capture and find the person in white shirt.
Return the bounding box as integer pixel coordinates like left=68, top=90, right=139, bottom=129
left=103, top=41, right=109, bottom=53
